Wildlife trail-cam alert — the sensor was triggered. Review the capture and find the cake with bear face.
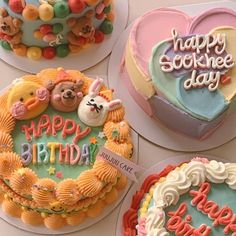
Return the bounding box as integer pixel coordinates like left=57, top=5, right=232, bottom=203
left=123, top=157, right=236, bottom=236
left=0, top=68, right=133, bottom=230
left=121, top=7, right=236, bottom=139
left=0, top=0, right=114, bottom=60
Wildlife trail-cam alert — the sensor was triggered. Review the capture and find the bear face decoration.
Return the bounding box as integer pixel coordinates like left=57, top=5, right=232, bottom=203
left=67, top=11, right=95, bottom=47
left=0, top=8, right=22, bottom=45
left=78, top=78, right=122, bottom=127
left=46, top=71, right=84, bottom=113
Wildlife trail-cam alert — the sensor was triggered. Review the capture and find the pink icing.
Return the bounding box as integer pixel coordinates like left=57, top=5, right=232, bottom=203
left=36, top=87, right=49, bottom=102
left=192, top=157, right=210, bottom=164
left=11, top=101, right=27, bottom=119
left=53, top=94, right=61, bottom=101
left=96, top=3, right=105, bottom=15
left=136, top=217, right=147, bottom=236
left=130, top=8, right=191, bottom=75
left=77, top=92, right=83, bottom=98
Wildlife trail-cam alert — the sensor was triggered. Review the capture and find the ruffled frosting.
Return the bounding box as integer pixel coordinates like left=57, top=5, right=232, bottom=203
left=21, top=210, right=44, bottom=226
left=205, top=160, right=228, bottom=183
left=32, top=178, right=57, bottom=207
left=145, top=207, right=168, bottom=236
left=104, top=140, right=133, bottom=159
left=225, top=163, right=236, bottom=189
left=77, top=170, right=103, bottom=197
left=10, top=168, right=38, bottom=195
left=0, top=152, right=22, bottom=179
left=56, top=179, right=81, bottom=205
left=106, top=106, right=125, bottom=122
left=153, top=170, right=191, bottom=207
left=182, top=161, right=206, bottom=186
left=0, top=109, right=15, bottom=134
left=44, top=214, right=66, bottom=230
left=103, top=121, right=130, bottom=142
left=0, top=131, right=13, bottom=153
left=93, top=160, right=118, bottom=183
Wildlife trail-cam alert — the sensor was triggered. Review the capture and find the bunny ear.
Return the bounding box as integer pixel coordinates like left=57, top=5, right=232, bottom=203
left=88, top=77, right=104, bottom=96
left=107, top=99, right=122, bottom=111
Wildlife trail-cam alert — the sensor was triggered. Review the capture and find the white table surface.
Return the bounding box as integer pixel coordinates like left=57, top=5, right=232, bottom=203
left=0, top=0, right=234, bottom=235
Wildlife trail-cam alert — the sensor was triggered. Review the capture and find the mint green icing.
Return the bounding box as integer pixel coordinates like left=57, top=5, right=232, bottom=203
left=176, top=76, right=228, bottom=121
left=12, top=106, right=106, bottom=182
left=144, top=183, right=236, bottom=235
left=149, top=40, right=228, bottom=121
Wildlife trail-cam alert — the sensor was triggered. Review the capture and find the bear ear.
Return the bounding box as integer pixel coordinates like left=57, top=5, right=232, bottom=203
left=75, top=79, right=84, bottom=89
left=67, top=18, right=77, bottom=28
left=45, top=80, right=55, bottom=91
left=0, top=8, right=8, bottom=18
left=12, top=18, right=22, bottom=28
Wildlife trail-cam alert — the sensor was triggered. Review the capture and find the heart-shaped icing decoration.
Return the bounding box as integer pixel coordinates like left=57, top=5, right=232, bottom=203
left=146, top=8, right=236, bottom=121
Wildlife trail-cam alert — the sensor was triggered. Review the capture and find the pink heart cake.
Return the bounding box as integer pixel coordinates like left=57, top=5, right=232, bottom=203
left=121, top=8, right=236, bottom=139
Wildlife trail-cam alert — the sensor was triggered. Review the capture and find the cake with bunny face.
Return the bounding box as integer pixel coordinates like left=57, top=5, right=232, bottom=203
left=123, top=157, right=236, bottom=236
left=121, top=7, right=236, bottom=139
left=0, top=0, right=114, bottom=60
left=0, top=68, right=133, bottom=230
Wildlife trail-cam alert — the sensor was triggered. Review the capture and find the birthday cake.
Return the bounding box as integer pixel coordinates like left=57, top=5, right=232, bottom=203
left=123, top=158, right=236, bottom=236
left=121, top=8, right=236, bottom=139
left=0, top=68, right=133, bottom=230
left=0, top=0, right=114, bottom=60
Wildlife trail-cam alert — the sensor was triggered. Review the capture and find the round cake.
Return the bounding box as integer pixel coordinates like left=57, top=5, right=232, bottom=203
left=121, top=7, right=236, bottom=139
left=0, top=68, right=133, bottom=230
left=0, top=0, right=114, bottom=60
left=123, top=158, right=236, bottom=235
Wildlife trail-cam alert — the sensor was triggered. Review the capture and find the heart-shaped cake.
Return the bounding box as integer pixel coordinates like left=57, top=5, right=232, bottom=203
left=121, top=8, right=236, bottom=139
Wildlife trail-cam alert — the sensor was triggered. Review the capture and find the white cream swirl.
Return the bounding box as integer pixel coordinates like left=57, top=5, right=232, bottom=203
left=206, top=160, right=228, bottom=183
left=145, top=207, right=169, bottom=236
left=225, top=163, right=236, bottom=189
left=182, top=161, right=206, bottom=186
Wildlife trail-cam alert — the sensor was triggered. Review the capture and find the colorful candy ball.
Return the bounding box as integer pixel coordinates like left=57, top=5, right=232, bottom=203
left=27, top=47, right=42, bottom=60
left=54, top=2, right=70, bottom=18
left=100, top=20, right=113, bottom=34
left=42, top=47, right=56, bottom=59
left=39, top=3, right=54, bottom=21
left=22, top=4, right=39, bottom=21
left=56, top=44, right=70, bottom=58
left=52, top=23, right=63, bottom=34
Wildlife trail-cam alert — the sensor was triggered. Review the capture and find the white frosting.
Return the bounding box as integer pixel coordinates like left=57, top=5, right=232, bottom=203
left=145, top=160, right=236, bottom=235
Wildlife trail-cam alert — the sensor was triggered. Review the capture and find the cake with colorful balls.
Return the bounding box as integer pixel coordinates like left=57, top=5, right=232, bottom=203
left=121, top=7, right=236, bottom=139
left=123, top=157, right=236, bottom=236
left=0, top=68, right=133, bottom=230
left=0, top=0, right=114, bottom=60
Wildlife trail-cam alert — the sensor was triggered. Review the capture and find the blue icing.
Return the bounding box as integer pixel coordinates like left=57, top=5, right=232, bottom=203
left=176, top=76, right=228, bottom=121
left=166, top=183, right=236, bottom=236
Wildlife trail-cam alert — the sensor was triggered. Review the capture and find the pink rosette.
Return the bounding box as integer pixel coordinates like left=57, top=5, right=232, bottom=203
left=192, top=157, right=210, bottom=164
left=136, top=217, right=147, bottom=236
left=11, top=101, right=27, bottom=119
left=36, top=87, right=50, bottom=102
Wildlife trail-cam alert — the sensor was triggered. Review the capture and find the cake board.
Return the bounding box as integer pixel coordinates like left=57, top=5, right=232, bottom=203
left=108, top=0, right=236, bottom=152
left=115, top=154, right=228, bottom=236
left=0, top=75, right=140, bottom=234
left=0, top=0, right=128, bottom=74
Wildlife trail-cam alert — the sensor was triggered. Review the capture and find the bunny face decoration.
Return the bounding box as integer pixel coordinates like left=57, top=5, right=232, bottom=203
left=78, top=78, right=122, bottom=127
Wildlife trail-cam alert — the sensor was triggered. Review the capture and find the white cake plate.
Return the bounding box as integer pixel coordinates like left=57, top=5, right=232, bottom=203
left=108, top=0, right=236, bottom=152
left=115, top=154, right=228, bottom=236
left=0, top=75, right=140, bottom=234
left=0, top=0, right=128, bottom=74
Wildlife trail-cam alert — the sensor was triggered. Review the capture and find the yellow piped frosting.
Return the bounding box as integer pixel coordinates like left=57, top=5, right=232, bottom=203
left=93, top=160, right=118, bottom=183
left=77, top=170, right=103, bottom=197
left=0, top=109, right=15, bottom=134
left=10, top=168, right=38, bottom=195
left=32, top=178, right=57, bottom=207
left=56, top=179, right=81, bottom=206
left=0, top=131, right=13, bottom=153
left=0, top=152, right=22, bottom=179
